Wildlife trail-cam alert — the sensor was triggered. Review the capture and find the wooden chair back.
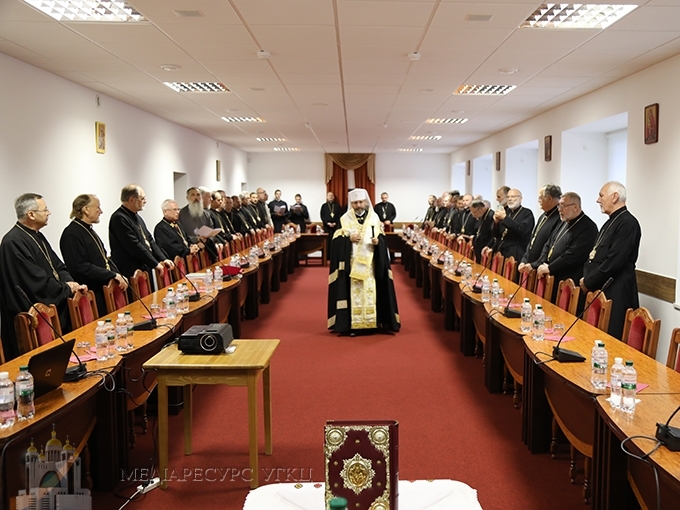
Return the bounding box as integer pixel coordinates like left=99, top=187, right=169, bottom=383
left=155, top=264, right=174, bottom=289
left=490, top=252, right=504, bottom=274
left=622, top=307, right=661, bottom=359
left=534, top=275, right=554, bottom=301
left=480, top=250, right=492, bottom=269
left=173, top=255, right=187, bottom=282
left=520, top=269, right=536, bottom=291
left=103, top=279, right=128, bottom=314
left=666, top=328, right=680, bottom=372
left=186, top=254, right=201, bottom=273
left=199, top=250, right=210, bottom=269
left=14, top=303, right=62, bottom=354
left=130, top=269, right=151, bottom=299
left=584, top=291, right=613, bottom=333
left=503, top=256, right=517, bottom=283
left=68, top=290, right=99, bottom=329
left=556, top=279, right=580, bottom=315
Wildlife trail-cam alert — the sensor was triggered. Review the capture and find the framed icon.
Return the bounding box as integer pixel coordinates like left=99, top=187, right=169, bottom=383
left=216, top=160, right=221, bottom=181
left=95, top=122, right=106, bottom=154
left=544, top=135, right=552, bottom=162
left=495, top=151, right=501, bottom=171
left=644, top=103, right=659, bottom=144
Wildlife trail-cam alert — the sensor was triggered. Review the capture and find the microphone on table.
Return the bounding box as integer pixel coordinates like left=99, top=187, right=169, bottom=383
left=469, top=241, right=504, bottom=293
left=172, top=257, right=203, bottom=302
left=503, top=271, right=531, bottom=319
left=551, top=277, right=614, bottom=363
left=16, top=286, right=87, bottom=382
left=108, top=260, right=157, bottom=330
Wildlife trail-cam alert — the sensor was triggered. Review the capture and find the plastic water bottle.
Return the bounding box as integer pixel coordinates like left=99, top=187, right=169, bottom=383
left=180, top=283, right=190, bottom=313
left=115, top=313, right=128, bottom=351
left=491, top=279, right=500, bottom=309
left=0, top=372, right=15, bottom=428
left=15, top=366, right=35, bottom=421
left=609, top=357, right=624, bottom=408
left=590, top=340, right=608, bottom=390
left=621, top=360, right=637, bottom=413
left=165, top=287, right=177, bottom=319
left=105, top=318, right=115, bottom=359
left=204, top=269, right=213, bottom=293
left=481, top=276, right=491, bottom=302
left=125, top=311, right=134, bottom=348
left=95, top=320, right=107, bottom=361
left=532, top=304, right=545, bottom=341
left=520, top=298, right=532, bottom=333
left=214, top=265, right=223, bottom=290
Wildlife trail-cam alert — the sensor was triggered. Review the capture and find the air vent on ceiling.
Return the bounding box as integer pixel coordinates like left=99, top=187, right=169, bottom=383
left=466, top=14, right=493, bottom=22
left=426, top=118, right=468, bottom=124
left=164, top=82, right=229, bottom=93
left=455, top=84, right=516, bottom=95
left=173, top=10, right=204, bottom=17
left=520, top=4, right=637, bottom=29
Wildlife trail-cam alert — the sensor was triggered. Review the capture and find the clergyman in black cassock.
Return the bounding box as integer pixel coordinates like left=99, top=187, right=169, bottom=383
left=0, top=193, right=85, bottom=360
left=328, top=188, right=400, bottom=335
left=268, top=190, right=289, bottom=233
left=581, top=182, right=642, bottom=339
left=493, top=189, right=535, bottom=262
left=535, top=193, right=597, bottom=302
left=470, top=201, right=495, bottom=263
left=374, top=192, right=397, bottom=225
left=289, top=195, right=310, bottom=231
left=154, top=199, right=197, bottom=261
left=60, top=194, right=128, bottom=317
left=320, top=191, right=343, bottom=239
left=520, top=184, right=562, bottom=269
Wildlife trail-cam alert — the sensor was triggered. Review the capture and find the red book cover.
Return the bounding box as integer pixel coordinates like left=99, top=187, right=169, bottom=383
left=325, top=420, right=399, bottom=510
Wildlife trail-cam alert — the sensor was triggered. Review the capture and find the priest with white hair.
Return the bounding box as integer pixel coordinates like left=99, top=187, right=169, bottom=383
left=327, top=188, right=400, bottom=336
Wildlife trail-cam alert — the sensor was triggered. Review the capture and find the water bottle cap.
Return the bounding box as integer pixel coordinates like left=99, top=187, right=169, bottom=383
left=625, top=360, right=634, bottom=366
left=19, top=366, right=28, bottom=371
left=105, top=318, right=112, bottom=323
left=523, top=298, right=530, bottom=303
left=118, top=313, right=124, bottom=318
left=614, top=357, right=623, bottom=364
left=536, top=304, right=542, bottom=309
left=0, top=372, right=8, bottom=379
left=597, top=341, right=605, bottom=347
left=125, top=311, right=131, bottom=315
left=97, top=321, right=105, bottom=326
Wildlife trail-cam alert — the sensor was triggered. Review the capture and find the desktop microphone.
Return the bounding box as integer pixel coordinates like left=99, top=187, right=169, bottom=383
left=107, top=260, right=157, bottom=330
left=503, top=271, right=531, bottom=319
left=16, top=286, right=87, bottom=382
left=470, top=241, right=504, bottom=293
left=172, top=258, right=203, bottom=302
left=551, top=277, right=614, bottom=363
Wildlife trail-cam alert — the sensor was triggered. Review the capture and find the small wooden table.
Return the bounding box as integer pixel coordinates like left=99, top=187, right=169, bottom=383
left=143, top=339, right=280, bottom=489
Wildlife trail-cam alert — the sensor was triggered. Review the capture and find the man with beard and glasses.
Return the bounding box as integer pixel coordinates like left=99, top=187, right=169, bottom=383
left=179, top=187, right=223, bottom=261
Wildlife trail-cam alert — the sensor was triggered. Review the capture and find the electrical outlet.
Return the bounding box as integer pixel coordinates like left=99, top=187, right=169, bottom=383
left=137, top=477, right=161, bottom=494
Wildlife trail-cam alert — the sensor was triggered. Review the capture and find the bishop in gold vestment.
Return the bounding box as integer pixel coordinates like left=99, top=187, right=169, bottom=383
left=327, top=189, right=400, bottom=335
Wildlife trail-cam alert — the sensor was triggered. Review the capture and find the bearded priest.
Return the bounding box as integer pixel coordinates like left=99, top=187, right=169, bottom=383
left=327, top=188, right=400, bottom=336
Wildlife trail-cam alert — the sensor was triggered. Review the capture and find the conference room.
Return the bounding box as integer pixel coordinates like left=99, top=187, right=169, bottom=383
left=2, top=1, right=680, bottom=509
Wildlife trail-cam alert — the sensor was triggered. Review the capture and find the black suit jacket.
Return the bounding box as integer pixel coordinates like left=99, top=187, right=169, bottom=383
left=472, top=209, right=495, bottom=262
left=374, top=202, right=396, bottom=222
left=494, top=206, right=535, bottom=262
left=521, top=207, right=561, bottom=266
left=154, top=219, right=191, bottom=261
left=109, top=206, right=166, bottom=278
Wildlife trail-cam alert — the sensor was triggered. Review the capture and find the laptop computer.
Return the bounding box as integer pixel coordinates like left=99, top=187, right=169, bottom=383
left=28, top=339, right=76, bottom=399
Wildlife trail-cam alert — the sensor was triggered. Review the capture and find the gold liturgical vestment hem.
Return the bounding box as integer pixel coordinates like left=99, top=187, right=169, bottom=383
left=339, top=208, right=383, bottom=329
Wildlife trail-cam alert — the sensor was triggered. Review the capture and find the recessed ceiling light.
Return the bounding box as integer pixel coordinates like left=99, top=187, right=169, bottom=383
left=257, top=50, right=271, bottom=59
left=312, top=103, right=328, bottom=107
left=24, top=0, right=146, bottom=22
left=408, top=52, right=421, bottom=61
left=499, top=68, right=518, bottom=75
left=399, top=148, right=423, bottom=152
left=173, top=10, right=203, bottom=18
left=257, top=137, right=286, bottom=142
left=160, top=64, right=181, bottom=72
left=165, top=82, right=229, bottom=93
left=222, top=116, right=265, bottom=123
left=455, top=84, right=516, bottom=95
left=466, top=14, right=493, bottom=22
left=410, top=135, right=442, bottom=141
left=426, top=118, right=468, bottom=124
left=521, top=4, right=637, bottom=29
left=273, top=147, right=299, bottom=152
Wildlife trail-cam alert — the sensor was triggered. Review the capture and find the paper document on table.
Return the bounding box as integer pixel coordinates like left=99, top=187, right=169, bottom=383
left=195, top=225, right=222, bottom=238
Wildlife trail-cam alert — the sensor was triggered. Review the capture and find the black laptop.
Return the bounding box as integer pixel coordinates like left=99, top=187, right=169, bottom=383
left=28, top=339, right=76, bottom=399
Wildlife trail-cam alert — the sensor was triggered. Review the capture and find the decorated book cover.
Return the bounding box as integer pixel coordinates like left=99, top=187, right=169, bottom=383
left=324, top=420, right=399, bottom=510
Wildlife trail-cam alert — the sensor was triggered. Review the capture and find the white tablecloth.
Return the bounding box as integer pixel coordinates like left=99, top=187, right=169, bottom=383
left=243, top=479, right=482, bottom=510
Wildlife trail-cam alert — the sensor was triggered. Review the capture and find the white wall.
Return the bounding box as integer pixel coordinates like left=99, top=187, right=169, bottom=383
left=607, top=130, right=627, bottom=184
left=450, top=51, right=680, bottom=362
left=451, top=162, right=466, bottom=192
left=505, top=146, right=539, bottom=218
left=0, top=52, right=247, bottom=257
left=471, top=154, right=493, bottom=199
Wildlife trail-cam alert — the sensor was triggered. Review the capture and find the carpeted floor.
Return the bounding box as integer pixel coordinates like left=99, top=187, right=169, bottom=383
left=96, top=262, right=585, bottom=510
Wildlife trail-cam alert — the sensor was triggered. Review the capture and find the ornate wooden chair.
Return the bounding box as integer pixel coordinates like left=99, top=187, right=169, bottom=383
left=584, top=291, right=612, bottom=333
left=666, top=328, right=680, bottom=372
left=173, top=255, right=188, bottom=282
left=155, top=264, right=175, bottom=290
left=186, top=253, right=201, bottom=273
left=14, top=303, right=62, bottom=354
left=503, top=256, right=517, bottom=283
left=130, top=269, right=151, bottom=299
left=480, top=250, right=492, bottom=269
left=534, top=275, right=554, bottom=301
left=556, top=279, right=580, bottom=314
left=198, top=250, right=210, bottom=269
left=519, top=269, right=536, bottom=290
left=68, top=290, right=99, bottom=329
left=103, top=279, right=128, bottom=314
left=621, top=307, right=661, bottom=359
left=490, top=252, right=504, bottom=274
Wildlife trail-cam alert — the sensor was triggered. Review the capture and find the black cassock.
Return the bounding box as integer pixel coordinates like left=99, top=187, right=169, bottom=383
left=494, top=206, right=535, bottom=262
left=154, top=219, right=191, bottom=261
left=536, top=213, right=598, bottom=302
left=472, top=209, right=495, bottom=263
left=521, top=206, right=561, bottom=266
left=268, top=199, right=289, bottom=233
left=327, top=234, right=400, bottom=334
left=457, top=209, right=478, bottom=236
left=0, top=224, right=74, bottom=360
left=60, top=219, right=118, bottom=317
left=320, top=201, right=343, bottom=238
left=583, top=207, right=641, bottom=339
left=374, top=202, right=397, bottom=223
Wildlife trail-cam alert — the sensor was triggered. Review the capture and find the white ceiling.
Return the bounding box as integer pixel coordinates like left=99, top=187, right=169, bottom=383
left=1, top=0, right=679, bottom=154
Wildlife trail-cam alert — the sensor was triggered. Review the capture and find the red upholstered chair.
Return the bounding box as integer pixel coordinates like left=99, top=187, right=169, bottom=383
left=520, top=269, right=537, bottom=291
left=215, top=244, right=225, bottom=261
left=14, top=303, right=62, bottom=354
left=130, top=269, right=151, bottom=299
left=68, top=290, right=99, bottom=329
left=223, top=243, right=231, bottom=257
left=503, top=256, right=517, bottom=283
left=309, top=225, right=318, bottom=234
left=155, top=265, right=174, bottom=290
left=173, top=255, right=187, bottom=282
left=556, top=279, right=580, bottom=314
left=621, top=307, right=661, bottom=358
left=186, top=254, right=201, bottom=273
left=245, top=233, right=253, bottom=248
left=490, top=252, right=504, bottom=274
left=198, top=250, right=210, bottom=269
left=666, top=329, right=680, bottom=372
left=534, top=275, right=554, bottom=301
left=480, top=250, right=492, bottom=269
left=103, top=279, right=129, bottom=314
left=584, top=291, right=612, bottom=333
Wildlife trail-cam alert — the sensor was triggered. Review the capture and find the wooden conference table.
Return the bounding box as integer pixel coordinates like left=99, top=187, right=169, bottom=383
left=398, top=230, right=680, bottom=510
left=0, top=233, right=296, bottom=506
